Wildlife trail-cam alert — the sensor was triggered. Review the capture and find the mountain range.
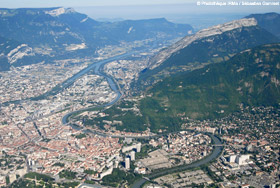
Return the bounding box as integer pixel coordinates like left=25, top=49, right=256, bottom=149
left=1, top=8, right=280, bottom=127
left=135, top=14, right=280, bottom=90
left=0, top=7, right=192, bottom=71
left=129, top=13, right=280, bottom=129
left=97, top=11, right=280, bottom=132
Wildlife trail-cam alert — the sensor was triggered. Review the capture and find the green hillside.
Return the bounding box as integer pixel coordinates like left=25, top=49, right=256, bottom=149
left=85, top=43, right=280, bottom=133
left=144, top=43, right=280, bottom=120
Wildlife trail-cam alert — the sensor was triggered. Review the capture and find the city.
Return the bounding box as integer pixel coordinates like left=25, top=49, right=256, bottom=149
left=0, top=2, right=280, bottom=188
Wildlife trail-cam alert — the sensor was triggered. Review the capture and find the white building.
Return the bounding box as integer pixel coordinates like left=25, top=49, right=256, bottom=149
left=99, top=167, right=113, bottom=179
left=125, top=157, right=130, bottom=169
left=122, top=142, right=141, bottom=153
left=130, top=151, right=135, bottom=161
left=228, top=154, right=250, bottom=166
left=228, top=155, right=237, bottom=163
left=136, top=143, right=141, bottom=152
left=236, top=155, right=250, bottom=165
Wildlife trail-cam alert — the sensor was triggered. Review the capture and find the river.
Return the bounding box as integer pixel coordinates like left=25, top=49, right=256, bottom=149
left=62, top=52, right=134, bottom=125
left=60, top=52, right=224, bottom=188
left=131, top=133, right=223, bottom=188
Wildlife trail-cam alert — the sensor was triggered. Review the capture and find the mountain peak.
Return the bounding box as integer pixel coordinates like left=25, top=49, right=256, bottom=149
left=45, top=7, right=75, bottom=17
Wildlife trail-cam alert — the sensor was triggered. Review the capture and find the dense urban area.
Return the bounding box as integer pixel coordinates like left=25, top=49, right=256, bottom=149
left=1, top=41, right=279, bottom=187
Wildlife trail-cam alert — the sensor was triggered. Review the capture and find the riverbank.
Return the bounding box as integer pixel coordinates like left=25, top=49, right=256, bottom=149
left=131, top=133, right=223, bottom=188
left=61, top=52, right=136, bottom=125
left=59, top=51, right=224, bottom=188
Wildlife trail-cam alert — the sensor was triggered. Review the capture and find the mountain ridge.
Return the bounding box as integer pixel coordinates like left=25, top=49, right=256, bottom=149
left=134, top=17, right=280, bottom=90
left=0, top=7, right=193, bottom=71
left=148, top=18, right=258, bottom=70
left=246, top=12, right=280, bottom=38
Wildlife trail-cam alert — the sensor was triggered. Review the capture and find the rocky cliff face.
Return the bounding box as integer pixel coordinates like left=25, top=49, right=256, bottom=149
left=149, top=18, right=258, bottom=70
left=44, top=7, right=75, bottom=16
left=0, top=36, right=39, bottom=71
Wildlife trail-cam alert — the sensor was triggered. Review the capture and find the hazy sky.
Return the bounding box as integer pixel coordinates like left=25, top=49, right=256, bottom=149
left=1, top=0, right=279, bottom=28
left=0, top=0, right=193, bottom=8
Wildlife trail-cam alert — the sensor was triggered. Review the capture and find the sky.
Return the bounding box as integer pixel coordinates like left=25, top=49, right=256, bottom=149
left=1, top=0, right=279, bottom=11
left=0, top=0, right=194, bottom=8
left=1, top=0, right=279, bottom=29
